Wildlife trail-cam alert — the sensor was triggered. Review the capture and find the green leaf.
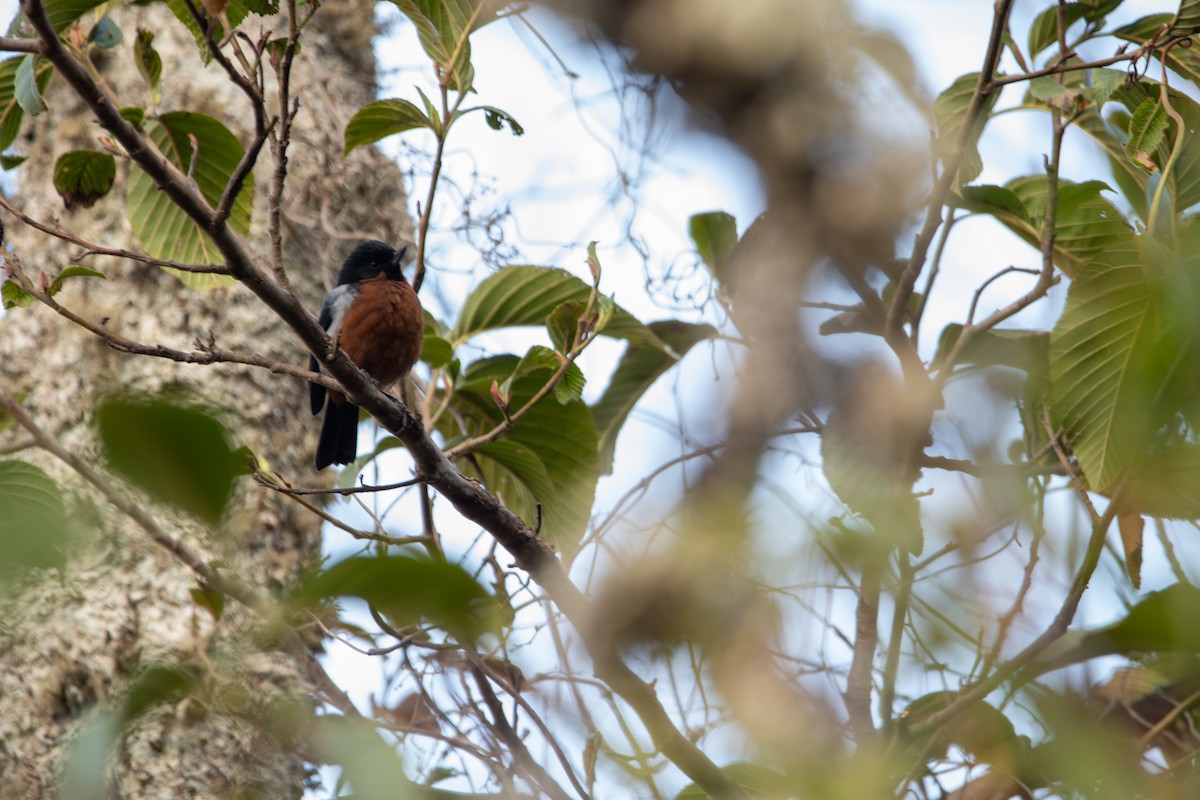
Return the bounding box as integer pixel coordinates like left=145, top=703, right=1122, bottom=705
left=309, top=716, right=417, bottom=800
left=674, top=763, right=789, bottom=800
left=53, top=150, right=116, bottom=210
left=344, top=98, right=434, bottom=156
left=689, top=210, right=737, bottom=285
left=1114, top=15, right=1200, bottom=88
left=954, top=177, right=1133, bottom=279
left=1028, top=3, right=1089, bottom=60
left=420, top=334, right=454, bottom=368
left=164, top=0, right=250, bottom=62
left=387, top=0, right=506, bottom=91
left=1174, top=0, right=1200, bottom=34
left=1094, top=584, right=1200, bottom=653
left=48, top=265, right=106, bottom=296
left=546, top=299, right=585, bottom=354
left=591, top=320, right=716, bottom=474
left=1049, top=238, right=1168, bottom=491
left=0, top=56, right=56, bottom=150
left=243, top=0, right=280, bottom=15
left=291, top=555, right=497, bottom=639
left=119, top=106, right=145, bottom=127
left=934, top=72, right=998, bottom=184
left=126, top=112, right=251, bottom=288
left=95, top=396, right=245, bottom=525
left=14, top=55, right=46, bottom=116
left=934, top=324, right=1049, bottom=377
left=133, top=28, right=162, bottom=106
left=0, top=154, right=25, bottom=169
left=1126, top=98, right=1170, bottom=172
left=1, top=279, right=35, bottom=309
left=451, top=265, right=664, bottom=349
left=0, top=460, right=69, bottom=577
left=449, top=362, right=598, bottom=549
left=42, top=0, right=107, bottom=33
left=87, top=13, right=122, bottom=48
left=189, top=584, right=225, bottom=621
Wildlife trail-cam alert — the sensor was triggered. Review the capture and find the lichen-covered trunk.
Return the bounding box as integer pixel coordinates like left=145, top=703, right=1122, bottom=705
left=0, top=2, right=409, bottom=796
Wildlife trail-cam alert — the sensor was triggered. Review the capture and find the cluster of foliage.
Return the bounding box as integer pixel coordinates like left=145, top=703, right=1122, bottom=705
left=2, top=0, right=1200, bottom=798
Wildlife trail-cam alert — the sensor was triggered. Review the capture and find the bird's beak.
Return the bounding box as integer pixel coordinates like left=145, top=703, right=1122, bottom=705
left=393, top=246, right=407, bottom=268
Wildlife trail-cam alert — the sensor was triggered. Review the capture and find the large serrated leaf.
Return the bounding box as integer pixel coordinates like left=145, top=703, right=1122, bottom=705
left=1048, top=238, right=1170, bottom=491
left=344, top=98, right=434, bottom=155
left=95, top=397, right=245, bottom=526
left=591, top=320, right=716, bottom=475
left=0, top=459, right=69, bottom=575
left=447, top=361, right=598, bottom=550
left=934, top=72, right=998, bottom=185
left=126, top=112, right=251, bottom=287
left=451, top=265, right=664, bottom=349
left=388, top=0, right=505, bottom=91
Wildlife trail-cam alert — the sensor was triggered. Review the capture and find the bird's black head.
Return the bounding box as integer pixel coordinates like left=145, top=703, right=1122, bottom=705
left=336, top=240, right=413, bottom=285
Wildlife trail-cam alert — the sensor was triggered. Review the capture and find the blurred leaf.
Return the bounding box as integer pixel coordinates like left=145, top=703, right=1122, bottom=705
left=96, top=397, right=245, bottom=525
left=48, top=265, right=106, bottom=296
left=65, top=665, right=196, bottom=799
left=344, top=98, right=434, bottom=155
left=1093, top=584, right=1200, bottom=654
left=41, top=0, right=107, bottom=32
left=14, top=54, right=46, bottom=115
left=189, top=583, right=225, bottom=621
left=126, top=112, right=250, bottom=288
left=953, top=183, right=1031, bottom=222
left=1117, top=508, right=1144, bottom=589
left=451, top=265, right=664, bottom=349
left=934, top=324, right=1049, bottom=376
left=421, top=334, right=454, bottom=369
left=291, top=555, right=497, bottom=639
left=2, top=278, right=35, bottom=309
left=118, top=105, right=145, bottom=127
left=898, top=692, right=1022, bottom=768
left=1174, top=0, right=1200, bottom=33
left=674, top=763, right=788, bottom=799
left=1028, top=3, right=1089, bottom=59
left=0, top=459, right=69, bottom=576
left=133, top=28, right=161, bottom=105
left=820, top=366, right=923, bottom=553
left=1048, top=238, right=1168, bottom=490
left=53, top=150, right=116, bottom=210
left=689, top=210, right=738, bottom=285
left=87, top=14, right=122, bottom=48
left=309, top=715, right=418, bottom=800
left=591, top=320, right=716, bottom=474
left=934, top=72, right=998, bottom=184
left=1126, top=97, right=1169, bottom=172
left=450, top=361, right=598, bottom=549
left=0, top=154, right=25, bottom=169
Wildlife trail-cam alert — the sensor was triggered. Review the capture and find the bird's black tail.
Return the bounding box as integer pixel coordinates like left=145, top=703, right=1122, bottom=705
left=315, top=402, right=359, bottom=470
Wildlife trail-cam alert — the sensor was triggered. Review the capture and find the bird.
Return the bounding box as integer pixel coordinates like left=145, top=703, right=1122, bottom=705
left=309, top=240, right=424, bottom=471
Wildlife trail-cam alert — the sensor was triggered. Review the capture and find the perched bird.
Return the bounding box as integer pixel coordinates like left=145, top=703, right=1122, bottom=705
left=310, top=240, right=424, bottom=470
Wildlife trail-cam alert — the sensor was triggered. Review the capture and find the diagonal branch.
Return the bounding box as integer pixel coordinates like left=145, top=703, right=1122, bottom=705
left=18, top=1, right=745, bottom=794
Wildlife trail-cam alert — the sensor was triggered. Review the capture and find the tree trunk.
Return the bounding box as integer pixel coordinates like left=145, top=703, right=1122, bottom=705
left=0, top=3, right=410, bottom=796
